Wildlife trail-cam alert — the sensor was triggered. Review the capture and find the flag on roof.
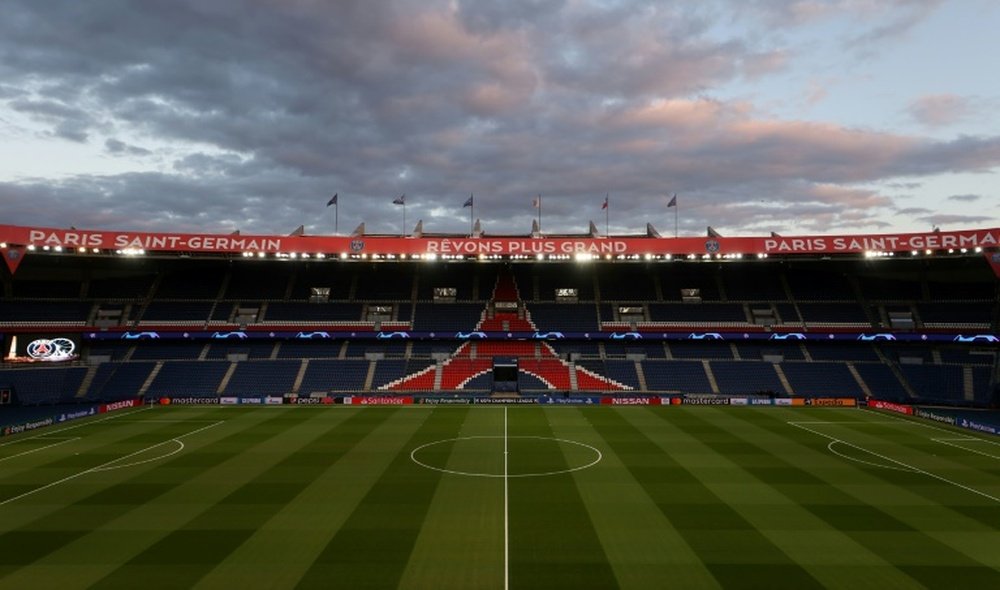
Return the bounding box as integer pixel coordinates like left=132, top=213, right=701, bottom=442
left=601, top=196, right=608, bottom=210
left=463, top=195, right=474, bottom=208
left=667, top=194, right=677, bottom=207
left=326, top=193, right=338, bottom=206
left=393, top=195, right=405, bottom=205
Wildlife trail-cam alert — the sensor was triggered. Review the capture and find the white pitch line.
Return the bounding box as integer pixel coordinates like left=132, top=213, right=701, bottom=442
left=0, top=437, right=80, bottom=463
left=933, top=438, right=1000, bottom=460
left=0, top=406, right=152, bottom=448
left=0, top=420, right=223, bottom=507
left=789, top=421, right=1000, bottom=504
left=504, top=406, right=509, bottom=590
left=862, top=407, right=1000, bottom=445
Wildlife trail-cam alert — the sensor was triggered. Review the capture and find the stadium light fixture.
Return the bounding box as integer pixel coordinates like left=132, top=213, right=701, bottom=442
left=0, top=242, right=5, bottom=248
left=947, top=249, right=955, bottom=254
left=424, top=253, right=438, bottom=261
left=92, top=248, right=100, bottom=253
left=78, top=247, right=87, bottom=253
left=924, top=249, right=933, bottom=255
left=340, top=252, right=348, bottom=259
left=27, top=244, right=36, bottom=251
left=974, top=247, right=983, bottom=253
left=42, top=245, right=51, bottom=251
left=53, top=246, right=63, bottom=252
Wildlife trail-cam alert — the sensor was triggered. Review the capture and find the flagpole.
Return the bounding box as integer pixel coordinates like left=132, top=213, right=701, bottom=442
left=335, top=201, right=339, bottom=235
left=538, top=194, right=542, bottom=235
left=605, top=193, right=609, bottom=237
left=403, top=201, right=407, bottom=237
left=470, top=194, right=474, bottom=237
left=674, top=195, right=678, bottom=238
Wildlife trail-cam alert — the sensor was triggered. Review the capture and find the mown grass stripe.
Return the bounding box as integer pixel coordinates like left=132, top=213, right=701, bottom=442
left=506, top=407, right=620, bottom=590
left=547, top=407, right=720, bottom=590
left=194, top=408, right=436, bottom=590
left=0, top=407, right=321, bottom=587
left=89, top=408, right=398, bottom=589
left=293, top=407, right=471, bottom=589
left=398, top=407, right=506, bottom=590
left=589, top=407, right=824, bottom=590
left=695, top=407, right=1000, bottom=587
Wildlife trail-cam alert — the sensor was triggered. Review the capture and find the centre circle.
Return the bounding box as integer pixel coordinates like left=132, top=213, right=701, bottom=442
left=410, top=435, right=602, bottom=478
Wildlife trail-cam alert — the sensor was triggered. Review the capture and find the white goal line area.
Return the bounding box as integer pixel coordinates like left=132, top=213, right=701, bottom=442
left=0, top=412, right=226, bottom=507
left=787, top=413, right=1000, bottom=504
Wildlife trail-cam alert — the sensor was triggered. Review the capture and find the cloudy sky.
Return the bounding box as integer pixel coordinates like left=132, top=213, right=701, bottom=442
left=1, top=0, right=999, bottom=237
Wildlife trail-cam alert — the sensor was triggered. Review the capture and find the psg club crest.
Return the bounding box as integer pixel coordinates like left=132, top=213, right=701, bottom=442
left=704, top=239, right=720, bottom=254
left=350, top=239, right=365, bottom=253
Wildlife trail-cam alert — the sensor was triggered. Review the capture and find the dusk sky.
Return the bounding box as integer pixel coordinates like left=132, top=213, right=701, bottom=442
left=1, top=0, right=998, bottom=237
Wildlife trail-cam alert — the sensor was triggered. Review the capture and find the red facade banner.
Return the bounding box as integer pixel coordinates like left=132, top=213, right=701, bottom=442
left=1, top=245, right=26, bottom=274
left=1, top=223, right=998, bottom=258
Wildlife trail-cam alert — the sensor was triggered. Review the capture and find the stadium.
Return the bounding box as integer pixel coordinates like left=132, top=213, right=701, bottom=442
left=1, top=221, right=999, bottom=588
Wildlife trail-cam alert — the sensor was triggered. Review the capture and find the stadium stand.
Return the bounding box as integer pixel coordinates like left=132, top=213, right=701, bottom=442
left=0, top=225, right=996, bottom=407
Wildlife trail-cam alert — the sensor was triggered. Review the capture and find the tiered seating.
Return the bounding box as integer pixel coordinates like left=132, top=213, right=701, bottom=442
left=378, top=359, right=438, bottom=390
left=805, top=343, right=878, bottom=362
left=130, top=342, right=204, bottom=360
left=290, top=266, right=353, bottom=300
left=796, top=303, right=870, bottom=326
left=526, top=303, right=599, bottom=331
left=417, top=264, right=478, bottom=300
left=276, top=340, right=342, bottom=359
left=223, top=360, right=301, bottom=396
left=412, top=303, right=483, bottom=331
left=438, top=358, right=493, bottom=389
left=853, top=363, right=909, bottom=402
left=899, top=364, right=965, bottom=402
left=859, top=274, right=922, bottom=301
left=298, top=359, right=369, bottom=393
left=939, top=348, right=995, bottom=365
left=710, top=361, right=784, bottom=395
left=780, top=362, right=863, bottom=397
left=669, top=341, right=733, bottom=359
left=475, top=341, right=535, bottom=357
left=734, top=341, right=805, bottom=361
left=0, top=301, right=92, bottom=325
left=0, top=367, right=87, bottom=405
left=225, top=263, right=290, bottom=299
left=658, top=266, right=721, bottom=300
left=918, top=302, right=993, bottom=328
left=206, top=341, right=276, bottom=359
left=519, top=358, right=571, bottom=389
left=720, top=264, right=788, bottom=301
left=647, top=303, right=746, bottom=324
left=971, top=367, right=994, bottom=403
left=641, top=360, right=712, bottom=393
left=578, top=360, right=640, bottom=390
left=88, top=274, right=155, bottom=299
left=145, top=361, right=229, bottom=397
left=12, top=279, right=81, bottom=298
left=599, top=266, right=657, bottom=300
left=345, top=340, right=408, bottom=358
left=84, top=362, right=156, bottom=401
left=139, top=301, right=214, bottom=324
left=156, top=266, right=224, bottom=299
left=786, top=268, right=853, bottom=300
left=548, top=341, right=602, bottom=358
left=263, top=302, right=362, bottom=323
left=354, top=265, right=415, bottom=300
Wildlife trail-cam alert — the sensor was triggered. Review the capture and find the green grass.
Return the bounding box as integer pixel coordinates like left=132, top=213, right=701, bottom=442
left=1, top=405, right=999, bottom=589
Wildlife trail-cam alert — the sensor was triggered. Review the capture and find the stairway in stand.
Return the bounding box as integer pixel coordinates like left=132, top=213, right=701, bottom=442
left=383, top=267, right=630, bottom=392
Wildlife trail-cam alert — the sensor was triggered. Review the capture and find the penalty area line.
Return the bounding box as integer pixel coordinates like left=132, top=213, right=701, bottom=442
left=0, top=420, right=223, bottom=507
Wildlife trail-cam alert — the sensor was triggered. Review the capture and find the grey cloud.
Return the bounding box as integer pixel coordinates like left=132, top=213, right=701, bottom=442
left=0, top=0, right=996, bottom=238
left=945, top=194, right=981, bottom=203
left=918, top=213, right=995, bottom=227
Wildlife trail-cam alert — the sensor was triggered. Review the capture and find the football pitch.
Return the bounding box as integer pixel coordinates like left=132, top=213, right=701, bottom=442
left=1, top=405, right=999, bottom=589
